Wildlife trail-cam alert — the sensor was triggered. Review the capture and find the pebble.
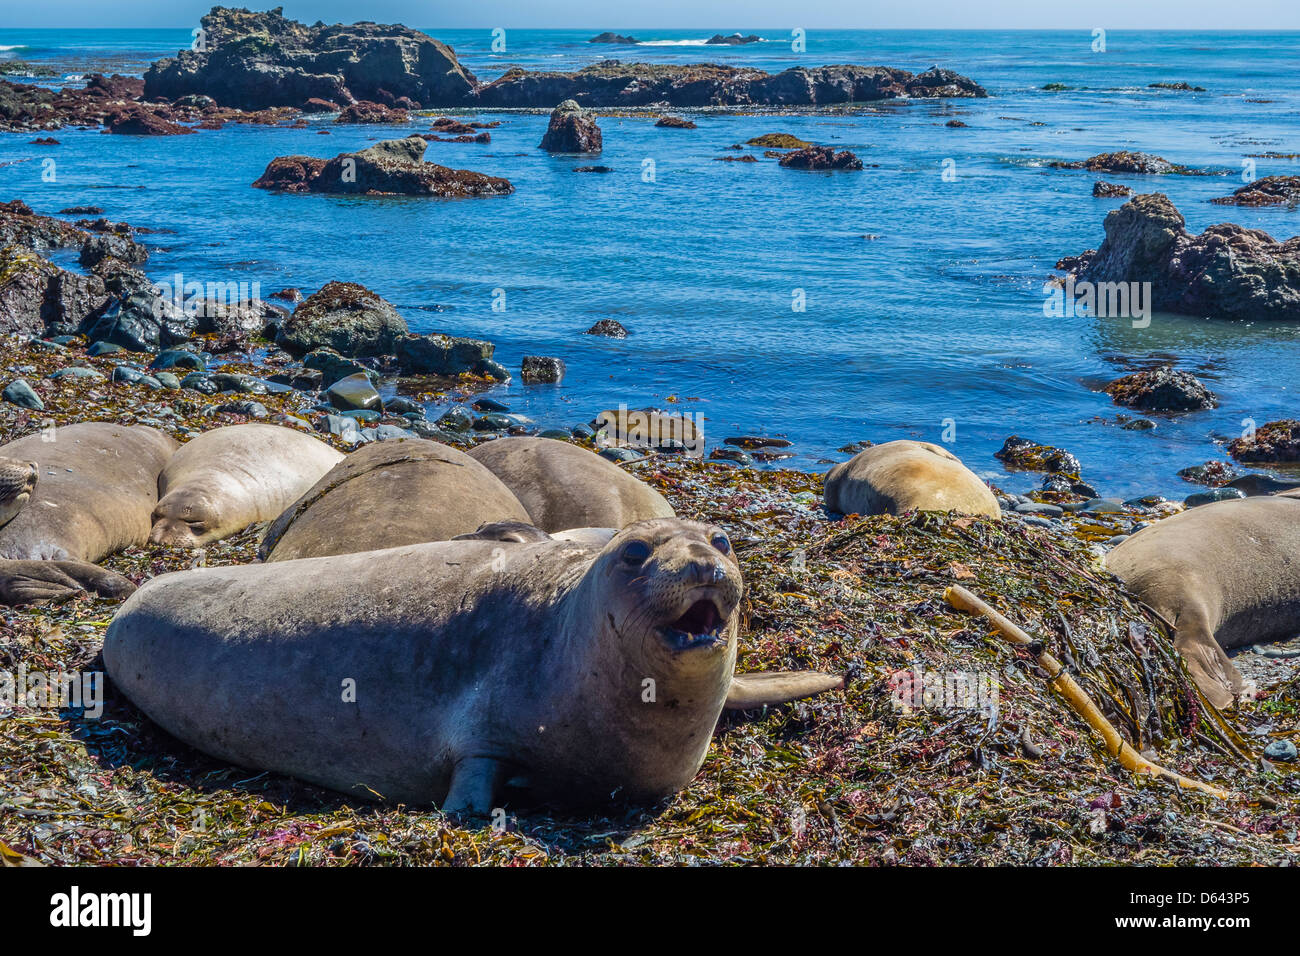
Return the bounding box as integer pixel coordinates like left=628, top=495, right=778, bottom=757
left=210, top=400, right=268, bottom=418
left=537, top=429, right=572, bottom=440
left=154, top=372, right=181, bottom=389
left=1014, top=502, right=1063, bottom=517
left=325, top=372, right=382, bottom=413
left=436, top=406, right=474, bottom=431
left=363, top=424, right=417, bottom=442
left=150, top=349, right=205, bottom=372
left=477, top=359, right=511, bottom=383
left=49, top=366, right=104, bottom=381
left=339, top=409, right=380, bottom=424
left=1263, top=740, right=1297, bottom=762
left=2, top=378, right=43, bottom=410
left=111, top=366, right=162, bottom=389
left=86, top=340, right=124, bottom=356
left=1020, top=516, right=1055, bottom=529
left=384, top=396, right=424, bottom=415
left=319, top=414, right=363, bottom=443
left=179, top=372, right=219, bottom=395
left=599, top=447, right=643, bottom=463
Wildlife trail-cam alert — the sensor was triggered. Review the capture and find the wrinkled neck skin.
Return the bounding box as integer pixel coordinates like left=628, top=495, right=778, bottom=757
left=521, top=559, right=737, bottom=808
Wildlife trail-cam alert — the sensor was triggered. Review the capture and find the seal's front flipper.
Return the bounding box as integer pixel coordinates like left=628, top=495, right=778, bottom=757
left=1174, top=613, right=1249, bottom=710
left=0, top=559, right=137, bottom=606
left=725, top=671, right=845, bottom=710
left=441, top=756, right=507, bottom=816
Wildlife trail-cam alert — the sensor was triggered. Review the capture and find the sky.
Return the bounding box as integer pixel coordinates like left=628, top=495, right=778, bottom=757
left=4, top=0, right=1299, bottom=30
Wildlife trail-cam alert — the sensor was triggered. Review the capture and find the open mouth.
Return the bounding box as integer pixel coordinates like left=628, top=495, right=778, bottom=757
left=661, top=597, right=727, bottom=650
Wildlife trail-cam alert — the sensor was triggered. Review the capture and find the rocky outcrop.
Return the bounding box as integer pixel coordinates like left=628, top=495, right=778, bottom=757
left=1050, top=152, right=1200, bottom=175
left=655, top=115, right=696, bottom=129
left=707, top=34, right=762, bottom=45
left=276, top=281, right=408, bottom=356
left=0, top=245, right=110, bottom=336
left=143, top=6, right=477, bottom=110
left=393, top=332, right=495, bottom=376
left=590, top=33, right=639, bottom=44
left=335, top=100, right=408, bottom=124
left=251, top=135, right=513, bottom=197
left=1104, top=366, right=1218, bottom=412
left=1212, top=176, right=1300, bottom=208
left=779, top=146, right=864, bottom=170
left=539, top=100, right=602, bottom=153
left=1093, top=181, right=1132, bottom=198
left=1229, top=420, right=1300, bottom=463
left=747, top=133, right=811, bottom=148
left=477, top=62, right=987, bottom=108
left=1056, top=193, right=1300, bottom=322
left=105, top=106, right=195, bottom=135
left=1149, top=81, right=1205, bottom=91
left=584, top=318, right=627, bottom=338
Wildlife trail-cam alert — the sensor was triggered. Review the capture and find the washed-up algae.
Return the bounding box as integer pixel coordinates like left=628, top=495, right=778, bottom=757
left=1, top=342, right=1298, bottom=866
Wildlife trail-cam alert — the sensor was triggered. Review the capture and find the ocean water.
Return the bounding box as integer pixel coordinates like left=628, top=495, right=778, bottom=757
left=2, top=28, right=1299, bottom=498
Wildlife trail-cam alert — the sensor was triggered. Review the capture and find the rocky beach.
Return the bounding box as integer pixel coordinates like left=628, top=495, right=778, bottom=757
left=1, top=9, right=1299, bottom=869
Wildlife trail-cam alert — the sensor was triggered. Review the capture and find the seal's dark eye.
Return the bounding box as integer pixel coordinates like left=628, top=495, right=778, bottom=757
left=711, top=533, right=731, bottom=555
left=621, top=540, right=651, bottom=565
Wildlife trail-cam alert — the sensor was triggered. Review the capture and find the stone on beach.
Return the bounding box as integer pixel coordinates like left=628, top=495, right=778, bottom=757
left=276, top=282, right=408, bottom=357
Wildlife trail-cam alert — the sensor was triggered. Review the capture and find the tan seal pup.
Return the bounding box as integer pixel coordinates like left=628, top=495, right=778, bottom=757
left=258, top=438, right=529, bottom=561
left=0, top=422, right=177, bottom=604
left=106, top=518, right=842, bottom=811
left=0, top=456, right=38, bottom=528
left=824, top=440, right=1000, bottom=518
left=150, top=424, right=344, bottom=548
left=467, top=436, right=675, bottom=531
left=1105, top=494, right=1300, bottom=709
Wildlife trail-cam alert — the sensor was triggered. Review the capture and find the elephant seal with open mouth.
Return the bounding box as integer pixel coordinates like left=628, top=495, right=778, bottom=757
left=1105, top=494, right=1300, bottom=708
left=0, top=422, right=177, bottom=604
left=150, top=424, right=343, bottom=548
left=105, top=517, right=841, bottom=811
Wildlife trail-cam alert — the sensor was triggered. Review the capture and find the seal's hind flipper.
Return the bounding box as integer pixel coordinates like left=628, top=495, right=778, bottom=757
left=1174, top=611, right=1249, bottom=710
left=725, top=670, right=845, bottom=710
left=0, top=559, right=136, bottom=606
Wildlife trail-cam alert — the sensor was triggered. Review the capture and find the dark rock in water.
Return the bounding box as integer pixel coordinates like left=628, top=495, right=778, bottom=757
left=1264, top=740, right=1298, bottom=762
left=325, top=372, right=383, bottom=413
left=707, top=34, right=762, bottom=45
left=1177, top=461, right=1240, bottom=486
left=715, top=154, right=757, bottom=163
left=945, top=119, right=968, bottom=128
left=584, top=318, right=627, bottom=338
left=540, top=100, right=602, bottom=153
left=300, top=98, right=339, bottom=113
left=754, top=449, right=795, bottom=462
left=277, top=282, right=408, bottom=357
left=1224, top=473, right=1300, bottom=496
left=150, top=348, right=205, bottom=372
left=384, top=396, right=424, bottom=416
left=2, top=378, right=43, bottom=409
left=996, top=436, right=1081, bottom=475
left=1121, top=418, right=1155, bottom=431
left=0, top=245, right=111, bottom=337
left=726, top=436, right=792, bottom=449
left=476, top=358, right=511, bottom=382
left=303, top=348, right=377, bottom=388
left=474, top=62, right=987, bottom=108
left=394, top=332, right=494, bottom=376
left=779, top=146, right=864, bottom=171
left=472, top=398, right=509, bottom=413
left=1212, top=176, right=1300, bottom=208
left=747, top=133, right=812, bottom=149
left=436, top=406, right=474, bottom=431
left=338, top=409, right=380, bottom=424
left=270, top=287, right=302, bottom=303
left=590, top=33, right=639, bottom=44
left=1093, top=181, right=1133, bottom=198
left=253, top=135, right=514, bottom=198
left=406, top=421, right=464, bottom=443
left=521, top=356, right=565, bottom=384
left=655, top=116, right=696, bottom=129
left=1056, top=193, right=1300, bottom=322
left=710, top=447, right=752, bottom=465
left=1105, top=366, right=1217, bottom=412
left=1149, top=81, right=1206, bottom=92
left=474, top=412, right=516, bottom=432
left=105, top=107, right=194, bottom=136
left=538, top=429, right=572, bottom=440
left=143, top=7, right=477, bottom=110
left=1049, top=152, right=1198, bottom=175
left=1184, top=487, right=1246, bottom=507
left=1228, top=419, right=1300, bottom=463
left=336, top=101, right=408, bottom=124
left=573, top=165, right=613, bottom=173
left=84, top=290, right=198, bottom=352
left=839, top=440, right=874, bottom=454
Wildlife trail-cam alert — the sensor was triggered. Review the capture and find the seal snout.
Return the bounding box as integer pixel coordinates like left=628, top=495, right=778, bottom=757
left=148, top=517, right=202, bottom=548
left=664, top=592, right=729, bottom=650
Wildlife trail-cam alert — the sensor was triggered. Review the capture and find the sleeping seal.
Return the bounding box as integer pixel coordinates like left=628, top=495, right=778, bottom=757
left=0, top=456, right=38, bottom=528
left=824, top=440, right=1000, bottom=519
left=0, top=422, right=178, bottom=604
left=467, top=436, right=674, bottom=531
left=258, top=438, right=529, bottom=561
left=1105, top=494, right=1300, bottom=708
left=150, top=424, right=344, bottom=548
left=105, top=518, right=842, bottom=811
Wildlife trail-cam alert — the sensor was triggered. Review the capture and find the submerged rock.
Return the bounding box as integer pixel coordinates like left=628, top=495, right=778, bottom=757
left=540, top=100, right=602, bottom=153
left=521, top=356, right=565, bottom=384
left=252, top=135, right=513, bottom=198
left=1104, top=366, right=1218, bottom=412
left=747, top=133, right=811, bottom=149
left=1211, top=176, right=1300, bottom=208
left=779, top=146, right=864, bottom=171
left=584, top=318, right=628, bottom=338
left=1056, top=193, right=1300, bottom=322
left=655, top=115, right=696, bottom=129
left=1092, top=181, right=1133, bottom=198
left=589, top=33, right=639, bottom=44
left=995, top=436, right=1081, bottom=475
left=1228, top=419, right=1300, bottom=463
left=1049, top=152, right=1199, bottom=175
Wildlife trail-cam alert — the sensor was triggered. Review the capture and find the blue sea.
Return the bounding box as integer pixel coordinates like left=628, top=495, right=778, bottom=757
left=2, top=27, right=1299, bottom=498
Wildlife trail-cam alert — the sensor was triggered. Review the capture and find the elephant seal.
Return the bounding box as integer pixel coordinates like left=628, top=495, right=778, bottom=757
left=258, top=438, right=530, bottom=561
left=0, top=422, right=177, bottom=604
left=1105, top=495, right=1300, bottom=708
left=824, top=440, right=1000, bottom=519
left=105, top=518, right=842, bottom=811
left=151, top=424, right=344, bottom=548
left=0, top=457, right=38, bottom=528
left=467, top=436, right=675, bottom=531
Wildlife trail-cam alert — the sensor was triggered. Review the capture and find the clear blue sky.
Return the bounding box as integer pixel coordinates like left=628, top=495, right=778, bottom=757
left=6, top=0, right=1298, bottom=30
